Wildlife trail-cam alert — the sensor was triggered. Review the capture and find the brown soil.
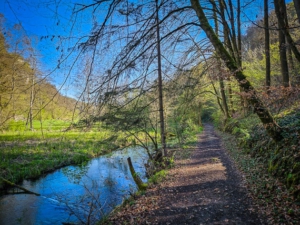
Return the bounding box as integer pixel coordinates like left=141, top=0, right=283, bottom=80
left=107, top=124, right=267, bottom=224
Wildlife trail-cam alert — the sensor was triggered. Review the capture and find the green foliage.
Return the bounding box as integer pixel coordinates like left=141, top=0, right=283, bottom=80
left=168, top=112, right=203, bottom=147
left=0, top=28, right=78, bottom=127
left=220, top=130, right=300, bottom=224
left=167, top=155, right=175, bottom=168
left=232, top=127, right=250, bottom=143
left=148, top=170, right=167, bottom=184
left=228, top=108, right=300, bottom=200
left=223, top=115, right=260, bottom=145
left=0, top=127, right=118, bottom=190
left=242, top=42, right=287, bottom=88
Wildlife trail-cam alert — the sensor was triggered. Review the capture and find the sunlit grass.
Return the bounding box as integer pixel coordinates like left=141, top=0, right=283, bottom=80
left=0, top=122, right=126, bottom=189
left=0, top=120, right=204, bottom=191
left=0, top=130, right=111, bottom=142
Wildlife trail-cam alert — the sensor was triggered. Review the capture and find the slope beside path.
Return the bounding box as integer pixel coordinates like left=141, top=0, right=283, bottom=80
left=107, top=124, right=266, bottom=224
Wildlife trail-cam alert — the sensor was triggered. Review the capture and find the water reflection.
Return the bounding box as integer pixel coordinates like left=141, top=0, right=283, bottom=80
left=0, top=147, right=148, bottom=225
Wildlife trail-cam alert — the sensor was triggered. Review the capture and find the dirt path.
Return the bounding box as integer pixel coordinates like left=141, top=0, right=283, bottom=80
left=107, top=124, right=266, bottom=224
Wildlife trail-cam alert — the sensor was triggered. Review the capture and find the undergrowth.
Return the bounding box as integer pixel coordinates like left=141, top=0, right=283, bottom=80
left=219, top=108, right=300, bottom=224
left=148, top=170, right=167, bottom=184
left=219, top=131, right=300, bottom=224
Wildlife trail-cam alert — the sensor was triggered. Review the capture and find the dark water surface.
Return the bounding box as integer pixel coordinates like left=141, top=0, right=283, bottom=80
left=0, top=147, right=148, bottom=225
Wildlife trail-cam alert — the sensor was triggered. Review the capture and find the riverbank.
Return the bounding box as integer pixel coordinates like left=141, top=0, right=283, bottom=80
left=104, top=124, right=267, bottom=224
left=0, top=147, right=150, bottom=224
left=0, top=130, right=126, bottom=191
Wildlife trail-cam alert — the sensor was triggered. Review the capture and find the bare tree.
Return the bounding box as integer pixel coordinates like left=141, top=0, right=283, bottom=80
left=190, top=0, right=283, bottom=141
left=274, top=0, right=300, bottom=64
left=155, top=0, right=167, bottom=157
left=212, top=2, right=230, bottom=120
left=264, top=0, right=271, bottom=89
left=67, top=0, right=284, bottom=142
left=293, top=0, right=300, bottom=24
left=274, top=0, right=290, bottom=87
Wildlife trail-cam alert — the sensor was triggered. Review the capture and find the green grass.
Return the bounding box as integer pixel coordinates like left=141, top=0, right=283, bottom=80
left=148, top=170, right=167, bottom=184
left=6, top=120, right=72, bottom=131
left=0, top=125, right=126, bottom=190
left=0, top=119, right=112, bottom=142
left=1, top=139, right=103, bottom=183
left=0, top=130, right=109, bottom=142
left=0, top=120, right=204, bottom=192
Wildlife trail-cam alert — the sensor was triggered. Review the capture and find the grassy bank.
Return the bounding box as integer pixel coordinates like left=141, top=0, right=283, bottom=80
left=0, top=118, right=202, bottom=193
left=0, top=121, right=128, bottom=190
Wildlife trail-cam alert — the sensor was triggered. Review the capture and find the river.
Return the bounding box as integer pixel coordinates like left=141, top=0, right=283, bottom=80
left=0, top=147, right=149, bottom=225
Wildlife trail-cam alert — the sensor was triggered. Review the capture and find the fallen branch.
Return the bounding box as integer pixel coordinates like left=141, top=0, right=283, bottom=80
left=1, top=177, right=40, bottom=196
left=127, top=157, right=147, bottom=191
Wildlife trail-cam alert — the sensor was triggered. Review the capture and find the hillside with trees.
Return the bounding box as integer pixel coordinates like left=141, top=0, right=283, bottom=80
left=0, top=28, right=77, bottom=130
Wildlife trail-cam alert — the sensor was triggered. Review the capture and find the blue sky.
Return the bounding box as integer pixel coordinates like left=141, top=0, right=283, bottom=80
left=0, top=0, right=94, bottom=97
left=1, top=0, right=74, bottom=64
left=0, top=0, right=294, bottom=98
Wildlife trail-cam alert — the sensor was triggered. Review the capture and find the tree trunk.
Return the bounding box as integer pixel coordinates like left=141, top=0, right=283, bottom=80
left=274, top=0, right=300, bottom=64
left=190, top=0, right=283, bottom=141
left=218, top=0, right=235, bottom=59
left=219, top=78, right=230, bottom=119
left=227, top=80, right=235, bottom=115
left=198, top=102, right=202, bottom=126
left=264, top=0, right=271, bottom=89
left=219, top=0, right=245, bottom=113
left=127, top=157, right=147, bottom=190
left=228, top=0, right=239, bottom=65
left=213, top=2, right=230, bottom=120
left=287, top=44, right=296, bottom=78
left=155, top=0, right=167, bottom=157
left=29, top=73, right=35, bottom=130
left=237, top=0, right=242, bottom=65
left=279, top=29, right=290, bottom=87
left=293, top=0, right=300, bottom=24
left=211, top=81, right=225, bottom=115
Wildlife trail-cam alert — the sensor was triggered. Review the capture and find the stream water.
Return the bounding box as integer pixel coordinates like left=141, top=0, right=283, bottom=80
left=0, top=147, right=148, bottom=225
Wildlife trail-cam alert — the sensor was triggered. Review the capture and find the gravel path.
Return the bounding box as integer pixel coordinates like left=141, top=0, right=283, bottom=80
left=107, top=124, right=266, bottom=224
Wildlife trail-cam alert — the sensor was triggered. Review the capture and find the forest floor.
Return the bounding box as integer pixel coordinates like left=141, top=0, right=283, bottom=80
left=105, top=124, right=267, bottom=224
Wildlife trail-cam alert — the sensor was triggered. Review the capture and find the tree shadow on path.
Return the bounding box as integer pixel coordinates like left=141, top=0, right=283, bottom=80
left=106, top=123, right=267, bottom=225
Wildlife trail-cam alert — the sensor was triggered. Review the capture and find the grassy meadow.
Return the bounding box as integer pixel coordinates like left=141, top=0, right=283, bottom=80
left=0, top=118, right=203, bottom=191
left=0, top=120, right=126, bottom=190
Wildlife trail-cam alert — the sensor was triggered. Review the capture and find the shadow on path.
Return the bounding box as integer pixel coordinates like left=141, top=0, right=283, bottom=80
left=107, top=123, right=267, bottom=225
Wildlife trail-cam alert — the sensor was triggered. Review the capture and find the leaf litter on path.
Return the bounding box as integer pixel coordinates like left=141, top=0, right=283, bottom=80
left=106, top=124, right=266, bottom=225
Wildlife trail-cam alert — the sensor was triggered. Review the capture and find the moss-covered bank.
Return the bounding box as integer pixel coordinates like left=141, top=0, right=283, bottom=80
left=220, top=109, right=300, bottom=224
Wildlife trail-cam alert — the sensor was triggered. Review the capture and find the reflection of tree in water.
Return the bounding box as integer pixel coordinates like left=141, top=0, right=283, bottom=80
left=103, top=159, right=123, bottom=208
left=56, top=177, right=106, bottom=224
left=57, top=148, right=149, bottom=223
left=104, top=176, right=115, bottom=187
left=62, top=165, right=89, bottom=184
left=113, top=156, right=129, bottom=174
